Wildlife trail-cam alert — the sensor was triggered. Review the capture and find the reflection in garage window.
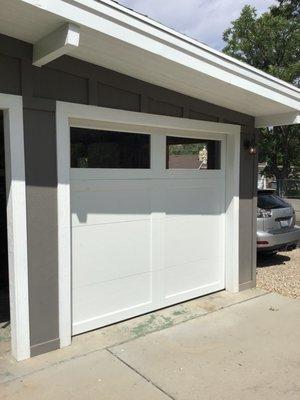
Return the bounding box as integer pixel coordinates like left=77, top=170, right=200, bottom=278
left=71, top=128, right=150, bottom=168
left=166, top=136, right=221, bottom=170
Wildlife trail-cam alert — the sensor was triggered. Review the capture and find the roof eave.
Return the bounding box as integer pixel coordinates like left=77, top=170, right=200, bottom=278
left=19, top=0, right=300, bottom=126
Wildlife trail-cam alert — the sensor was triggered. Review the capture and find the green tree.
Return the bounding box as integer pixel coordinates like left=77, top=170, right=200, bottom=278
left=223, top=1, right=300, bottom=181
left=270, top=0, right=299, bottom=19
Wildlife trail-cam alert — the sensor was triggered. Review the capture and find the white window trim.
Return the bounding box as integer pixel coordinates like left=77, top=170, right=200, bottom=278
left=56, top=101, right=241, bottom=348
left=0, top=94, right=30, bottom=361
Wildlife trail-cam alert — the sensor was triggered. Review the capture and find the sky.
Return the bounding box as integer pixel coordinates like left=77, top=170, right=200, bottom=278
left=117, top=0, right=277, bottom=50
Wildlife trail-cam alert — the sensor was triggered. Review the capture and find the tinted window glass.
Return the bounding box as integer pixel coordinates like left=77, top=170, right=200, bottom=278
left=166, top=136, right=221, bottom=170
left=258, top=193, right=290, bottom=209
left=71, top=128, right=150, bottom=169
left=0, top=111, right=4, bottom=170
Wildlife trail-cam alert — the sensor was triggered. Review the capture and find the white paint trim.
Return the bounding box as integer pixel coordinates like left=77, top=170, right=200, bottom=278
left=65, top=0, right=298, bottom=94
left=63, top=103, right=241, bottom=135
left=21, top=0, right=300, bottom=115
left=56, top=104, right=72, bottom=348
left=56, top=101, right=241, bottom=347
left=255, top=112, right=300, bottom=128
left=33, top=23, right=80, bottom=67
left=225, top=132, right=241, bottom=292
left=0, top=94, right=30, bottom=361
left=251, top=192, right=258, bottom=289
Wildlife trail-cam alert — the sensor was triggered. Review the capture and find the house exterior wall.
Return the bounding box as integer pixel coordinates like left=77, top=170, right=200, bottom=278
left=0, top=33, right=257, bottom=356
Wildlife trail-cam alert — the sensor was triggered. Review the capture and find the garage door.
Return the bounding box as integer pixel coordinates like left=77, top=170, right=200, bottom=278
left=70, top=127, right=226, bottom=335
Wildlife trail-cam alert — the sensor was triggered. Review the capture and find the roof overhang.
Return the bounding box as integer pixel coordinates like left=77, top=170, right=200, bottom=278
left=1, top=0, right=299, bottom=127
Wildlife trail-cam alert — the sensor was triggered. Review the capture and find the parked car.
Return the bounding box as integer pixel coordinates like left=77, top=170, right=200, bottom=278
left=257, top=189, right=300, bottom=254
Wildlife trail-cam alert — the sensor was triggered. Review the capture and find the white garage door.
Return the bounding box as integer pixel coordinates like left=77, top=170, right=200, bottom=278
left=71, top=127, right=226, bottom=335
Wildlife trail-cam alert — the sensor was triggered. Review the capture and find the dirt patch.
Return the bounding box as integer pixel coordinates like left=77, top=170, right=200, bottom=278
left=257, top=248, right=300, bottom=298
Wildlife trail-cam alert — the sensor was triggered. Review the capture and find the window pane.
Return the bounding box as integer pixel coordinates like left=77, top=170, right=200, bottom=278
left=258, top=193, right=289, bottom=210
left=166, top=136, right=221, bottom=170
left=71, top=128, right=150, bottom=169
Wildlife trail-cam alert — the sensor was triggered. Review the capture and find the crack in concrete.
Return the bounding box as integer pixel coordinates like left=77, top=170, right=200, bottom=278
left=106, top=347, right=176, bottom=400
left=0, top=290, right=269, bottom=385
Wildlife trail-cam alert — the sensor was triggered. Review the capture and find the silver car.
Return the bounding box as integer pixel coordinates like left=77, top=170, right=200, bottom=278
left=257, top=189, right=300, bottom=253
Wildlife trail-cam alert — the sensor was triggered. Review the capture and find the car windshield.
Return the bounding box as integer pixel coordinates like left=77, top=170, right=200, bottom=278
left=258, top=192, right=290, bottom=210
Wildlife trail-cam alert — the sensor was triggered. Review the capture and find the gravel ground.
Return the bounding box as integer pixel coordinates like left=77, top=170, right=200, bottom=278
left=257, top=247, right=300, bottom=298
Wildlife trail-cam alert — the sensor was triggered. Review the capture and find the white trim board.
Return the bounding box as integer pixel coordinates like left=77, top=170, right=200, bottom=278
left=0, top=94, right=30, bottom=361
left=18, top=0, right=299, bottom=121
left=255, top=112, right=300, bottom=128
left=22, top=0, right=299, bottom=99
left=56, top=102, right=241, bottom=348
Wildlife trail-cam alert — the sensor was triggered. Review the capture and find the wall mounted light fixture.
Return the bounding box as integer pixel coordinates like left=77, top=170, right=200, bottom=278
left=244, top=139, right=257, bottom=155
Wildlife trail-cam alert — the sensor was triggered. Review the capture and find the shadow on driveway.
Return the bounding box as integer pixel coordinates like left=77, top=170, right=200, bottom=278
left=257, top=253, right=291, bottom=268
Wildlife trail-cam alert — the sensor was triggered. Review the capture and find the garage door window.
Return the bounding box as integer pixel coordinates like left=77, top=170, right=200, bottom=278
left=71, top=127, right=150, bottom=169
left=166, top=136, right=221, bottom=170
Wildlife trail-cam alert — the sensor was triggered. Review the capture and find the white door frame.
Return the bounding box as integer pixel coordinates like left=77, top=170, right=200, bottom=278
left=0, top=94, right=30, bottom=361
left=56, top=101, right=241, bottom=348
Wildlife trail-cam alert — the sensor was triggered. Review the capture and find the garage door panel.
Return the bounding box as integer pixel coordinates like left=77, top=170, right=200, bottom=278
left=165, top=215, right=224, bottom=267
left=165, top=182, right=224, bottom=216
left=164, top=258, right=224, bottom=298
left=71, top=181, right=152, bottom=226
left=73, top=272, right=152, bottom=334
left=71, top=130, right=226, bottom=335
left=164, top=282, right=225, bottom=307
left=72, top=220, right=151, bottom=287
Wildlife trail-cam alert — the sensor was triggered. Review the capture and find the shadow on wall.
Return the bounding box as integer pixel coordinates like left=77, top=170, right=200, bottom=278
left=71, top=179, right=225, bottom=224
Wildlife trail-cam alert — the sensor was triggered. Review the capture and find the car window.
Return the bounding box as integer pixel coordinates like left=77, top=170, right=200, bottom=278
left=258, top=193, right=289, bottom=210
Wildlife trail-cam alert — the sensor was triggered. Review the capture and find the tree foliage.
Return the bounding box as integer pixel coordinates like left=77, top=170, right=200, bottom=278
left=168, top=143, right=205, bottom=155
left=223, top=3, right=300, bottom=85
left=259, top=125, right=300, bottom=180
left=223, top=0, right=300, bottom=180
left=270, top=0, right=300, bottom=19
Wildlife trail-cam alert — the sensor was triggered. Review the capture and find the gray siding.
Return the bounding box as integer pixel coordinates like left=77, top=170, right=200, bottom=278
left=0, top=33, right=257, bottom=356
left=239, top=127, right=258, bottom=287
left=23, top=106, right=59, bottom=356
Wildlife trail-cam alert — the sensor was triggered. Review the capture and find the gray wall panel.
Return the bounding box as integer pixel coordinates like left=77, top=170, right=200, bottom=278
left=33, top=67, right=89, bottom=104
left=189, top=109, right=219, bottom=122
left=97, top=83, right=141, bottom=111
left=238, top=128, right=258, bottom=286
left=0, top=54, right=21, bottom=95
left=148, top=98, right=183, bottom=117
left=23, top=108, right=59, bottom=353
left=0, top=33, right=257, bottom=356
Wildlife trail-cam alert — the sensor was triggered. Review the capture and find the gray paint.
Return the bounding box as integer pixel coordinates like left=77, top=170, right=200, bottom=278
left=23, top=107, right=59, bottom=355
left=0, top=54, right=21, bottom=95
left=0, top=33, right=257, bottom=356
left=239, top=127, right=258, bottom=287
left=98, top=83, right=140, bottom=111
left=33, top=67, right=89, bottom=104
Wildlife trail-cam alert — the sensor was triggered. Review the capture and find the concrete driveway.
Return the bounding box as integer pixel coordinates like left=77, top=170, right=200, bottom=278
left=1, top=290, right=300, bottom=400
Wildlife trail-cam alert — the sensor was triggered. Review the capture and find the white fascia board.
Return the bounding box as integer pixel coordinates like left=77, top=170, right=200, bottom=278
left=33, top=23, right=80, bottom=67
left=83, top=0, right=298, bottom=95
left=23, top=0, right=299, bottom=111
left=255, top=112, right=300, bottom=128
